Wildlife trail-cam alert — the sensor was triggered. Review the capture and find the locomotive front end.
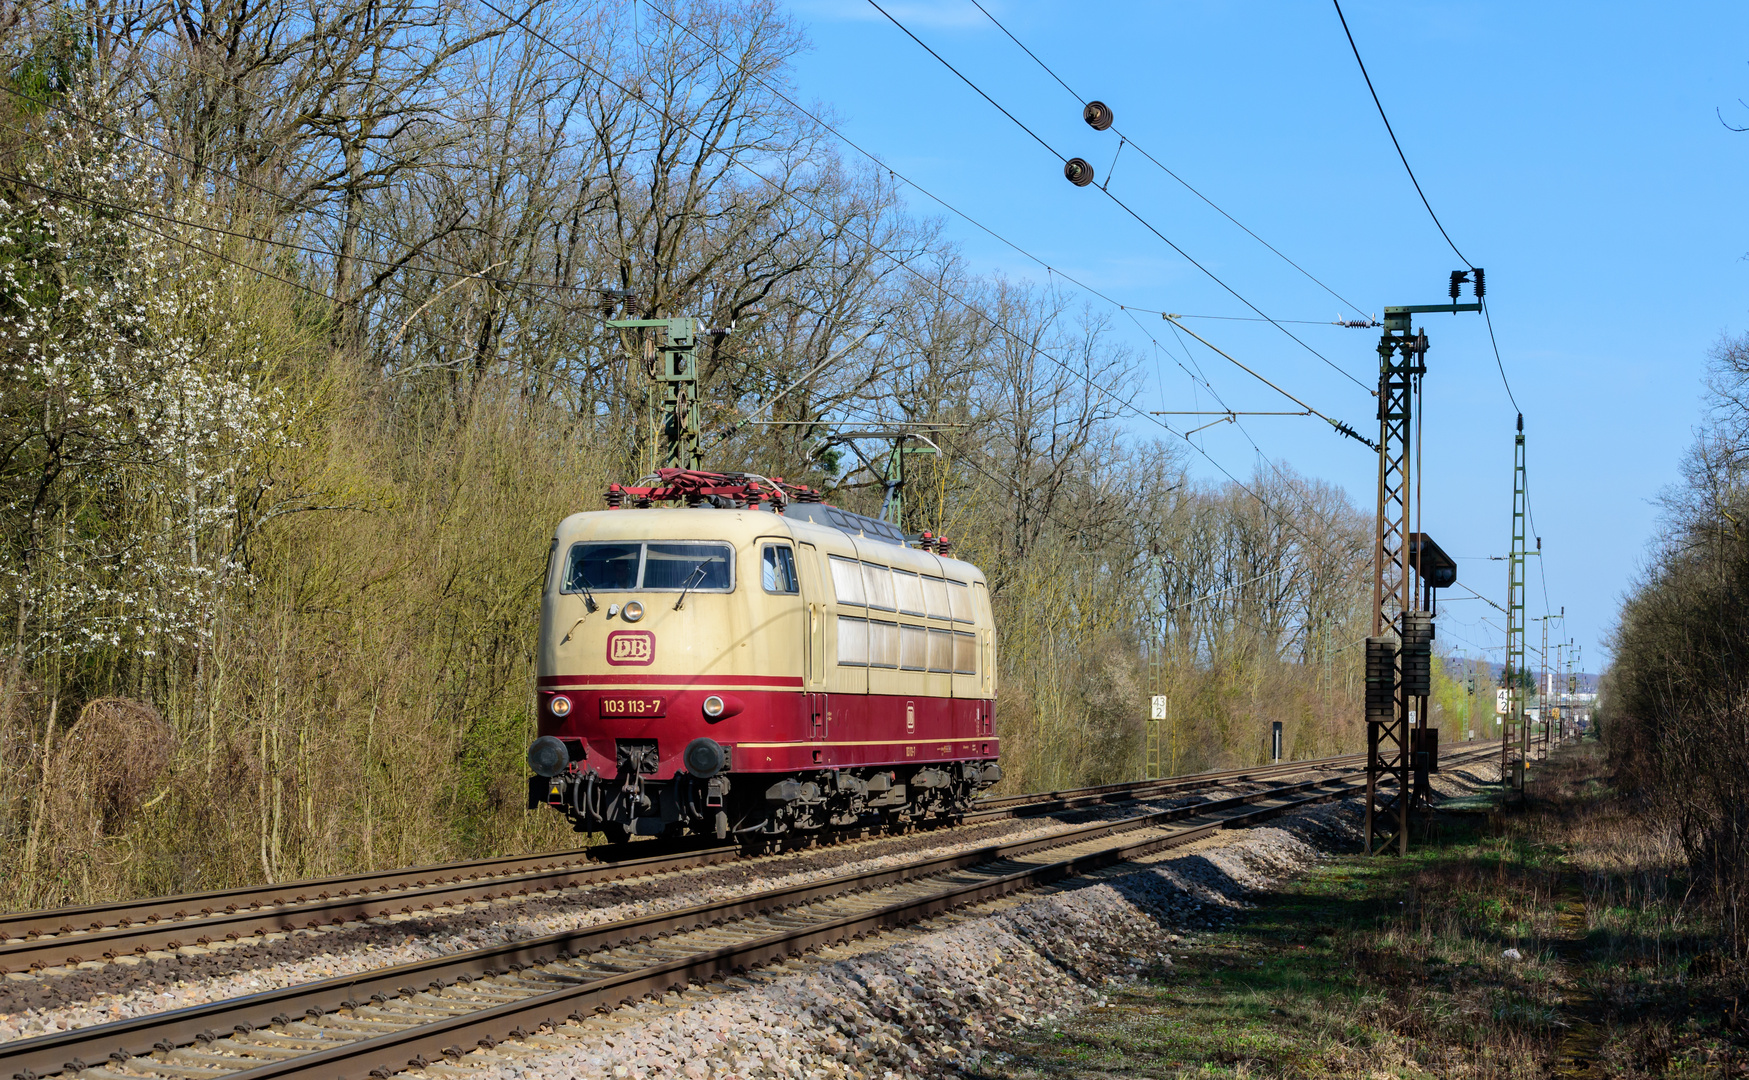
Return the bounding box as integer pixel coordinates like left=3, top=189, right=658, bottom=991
left=528, top=471, right=1001, bottom=846
left=530, top=507, right=806, bottom=841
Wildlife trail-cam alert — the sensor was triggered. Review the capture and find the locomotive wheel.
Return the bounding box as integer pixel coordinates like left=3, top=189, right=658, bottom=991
left=601, top=824, right=629, bottom=845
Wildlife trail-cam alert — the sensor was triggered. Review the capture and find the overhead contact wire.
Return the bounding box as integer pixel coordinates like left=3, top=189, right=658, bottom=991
left=966, top=0, right=1371, bottom=322
left=864, top=0, right=1063, bottom=164
left=1099, top=186, right=1371, bottom=393
left=1329, top=2, right=1527, bottom=417
left=631, top=0, right=1173, bottom=327
left=638, top=0, right=1368, bottom=457
left=868, top=2, right=1372, bottom=396
left=1330, top=0, right=1469, bottom=268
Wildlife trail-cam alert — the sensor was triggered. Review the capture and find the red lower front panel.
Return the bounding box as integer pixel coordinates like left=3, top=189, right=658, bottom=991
left=536, top=676, right=996, bottom=780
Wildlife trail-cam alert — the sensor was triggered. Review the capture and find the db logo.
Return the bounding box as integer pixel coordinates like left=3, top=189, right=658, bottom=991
left=606, top=630, right=655, bottom=666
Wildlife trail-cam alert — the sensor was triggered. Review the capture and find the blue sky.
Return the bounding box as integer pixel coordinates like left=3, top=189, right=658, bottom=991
left=777, top=0, right=1749, bottom=672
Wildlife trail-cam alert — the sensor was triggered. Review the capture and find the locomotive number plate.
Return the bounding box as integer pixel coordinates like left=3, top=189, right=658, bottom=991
left=598, top=695, right=666, bottom=718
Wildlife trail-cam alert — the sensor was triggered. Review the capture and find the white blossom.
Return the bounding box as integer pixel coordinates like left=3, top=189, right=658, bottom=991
left=1, top=97, right=300, bottom=664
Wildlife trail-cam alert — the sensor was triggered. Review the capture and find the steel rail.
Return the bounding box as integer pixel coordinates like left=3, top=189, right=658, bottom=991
left=970, top=752, right=1368, bottom=817
left=0, top=745, right=1500, bottom=975
left=1, top=760, right=1453, bottom=1080
left=0, top=751, right=1388, bottom=972
left=0, top=846, right=745, bottom=975
left=222, top=803, right=1294, bottom=1080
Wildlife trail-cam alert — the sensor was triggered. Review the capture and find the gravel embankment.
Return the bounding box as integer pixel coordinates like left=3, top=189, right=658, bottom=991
left=0, top=783, right=1269, bottom=1040
left=439, top=757, right=1501, bottom=1080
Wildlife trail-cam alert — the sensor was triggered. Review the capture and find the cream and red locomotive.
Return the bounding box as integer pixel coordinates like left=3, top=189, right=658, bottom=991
left=525, top=470, right=1001, bottom=842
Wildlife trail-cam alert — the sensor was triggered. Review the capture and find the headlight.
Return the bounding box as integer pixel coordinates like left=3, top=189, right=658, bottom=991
left=621, top=601, right=644, bottom=622
left=526, top=735, right=569, bottom=777
left=703, top=695, right=726, bottom=718
left=549, top=694, right=572, bottom=717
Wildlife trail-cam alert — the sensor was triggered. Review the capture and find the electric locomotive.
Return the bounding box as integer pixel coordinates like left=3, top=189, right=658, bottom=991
left=524, top=469, right=1001, bottom=842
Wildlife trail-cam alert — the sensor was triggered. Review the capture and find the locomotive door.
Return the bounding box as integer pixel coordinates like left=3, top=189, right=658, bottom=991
left=794, top=542, right=829, bottom=741
left=795, top=542, right=828, bottom=691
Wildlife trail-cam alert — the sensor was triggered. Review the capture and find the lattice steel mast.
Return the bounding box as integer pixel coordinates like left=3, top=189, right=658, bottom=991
left=1505, top=415, right=1528, bottom=791
left=1364, top=284, right=1479, bottom=856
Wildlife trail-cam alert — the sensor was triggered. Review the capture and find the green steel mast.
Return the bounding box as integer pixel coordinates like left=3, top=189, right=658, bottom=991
left=1505, top=415, right=1527, bottom=791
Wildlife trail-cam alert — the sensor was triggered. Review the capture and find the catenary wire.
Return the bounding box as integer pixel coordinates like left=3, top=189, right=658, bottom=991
left=1329, top=0, right=1469, bottom=268
left=864, top=0, right=1373, bottom=396
left=626, top=0, right=1153, bottom=318
left=640, top=1, right=1326, bottom=467
left=863, top=0, right=1062, bottom=164
left=639, top=0, right=1379, bottom=487
left=967, top=0, right=1522, bottom=438
left=1328, top=0, right=1549, bottom=608
left=966, top=0, right=1371, bottom=321
left=980, top=0, right=1534, bottom=552
left=627, top=0, right=1376, bottom=373
left=1481, top=298, right=1522, bottom=413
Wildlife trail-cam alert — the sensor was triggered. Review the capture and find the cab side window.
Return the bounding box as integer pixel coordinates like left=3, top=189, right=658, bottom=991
left=762, top=545, right=800, bottom=594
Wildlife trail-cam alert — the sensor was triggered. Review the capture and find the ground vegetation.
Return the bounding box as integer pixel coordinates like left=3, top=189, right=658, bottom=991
left=990, top=743, right=1748, bottom=1079
left=1604, top=331, right=1749, bottom=961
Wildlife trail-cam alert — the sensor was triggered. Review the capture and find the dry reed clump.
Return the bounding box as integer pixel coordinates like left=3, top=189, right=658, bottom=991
left=49, top=697, right=174, bottom=835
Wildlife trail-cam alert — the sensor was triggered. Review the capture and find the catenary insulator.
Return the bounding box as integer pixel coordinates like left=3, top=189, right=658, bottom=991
left=1083, top=101, right=1113, bottom=131
left=1472, top=267, right=1485, bottom=298
left=1063, top=158, right=1095, bottom=187
left=1449, top=270, right=1464, bottom=301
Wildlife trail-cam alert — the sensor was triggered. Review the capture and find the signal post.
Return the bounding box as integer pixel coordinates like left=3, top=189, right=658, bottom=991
left=1364, top=286, right=1478, bottom=856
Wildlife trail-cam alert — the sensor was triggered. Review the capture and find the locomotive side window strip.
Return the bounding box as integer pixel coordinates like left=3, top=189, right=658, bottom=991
left=926, top=627, right=954, bottom=672
left=842, top=617, right=973, bottom=674
left=893, top=570, right=924, bottom=615
left=947, top=579, right=974, bottom=623
left=837, top=615, right=869, bottom=665
left=829, top=555, right=865, bottom=606
left=831, top=555, right=981, bottom=631
left=953, top=630, right=978, bottom=674
left=562, top=541, right=734, bottom=594
left=868, top=620, right=900, bottom=667
left=922, top=575, right=952, bottom=619
left=899, top=624, right=928, bottom=670
left=862, top=562, right=896, bottom=611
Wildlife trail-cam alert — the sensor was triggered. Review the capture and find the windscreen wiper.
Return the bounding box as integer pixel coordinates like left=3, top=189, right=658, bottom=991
left=673, top=563, right=708, bottom=610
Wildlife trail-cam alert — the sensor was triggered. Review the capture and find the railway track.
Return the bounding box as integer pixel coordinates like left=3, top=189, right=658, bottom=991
left=0, top=752, right=1381, bottom=975
left=1, top=747, right=1496, bottom=1080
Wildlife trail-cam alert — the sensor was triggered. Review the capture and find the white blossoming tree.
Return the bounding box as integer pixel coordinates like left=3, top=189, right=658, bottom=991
left=0, top=88, right=303, bottom=782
